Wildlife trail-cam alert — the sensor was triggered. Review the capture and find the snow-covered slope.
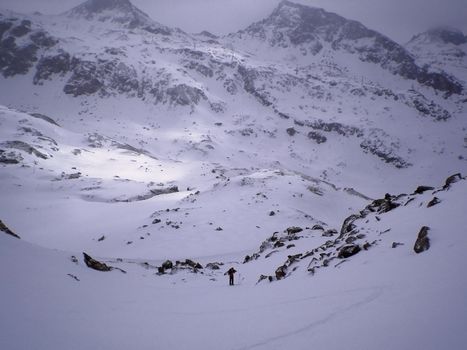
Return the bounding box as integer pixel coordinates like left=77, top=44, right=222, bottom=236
left=1, top=173, right=466, bottom=350
left=0, top=0, right=466, bottom=349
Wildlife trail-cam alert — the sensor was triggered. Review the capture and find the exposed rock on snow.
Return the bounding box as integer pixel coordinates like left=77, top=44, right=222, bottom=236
left=413, top=226, right=431, bottom=254
left=0, top=219, right=20, bottom=239
left=338, top=244, right=361, bottom=258
left=83, top=252, right=112, bottom=271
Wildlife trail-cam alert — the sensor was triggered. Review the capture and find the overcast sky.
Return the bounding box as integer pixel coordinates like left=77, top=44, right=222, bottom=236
left=0, top=0, right=466, bottom=43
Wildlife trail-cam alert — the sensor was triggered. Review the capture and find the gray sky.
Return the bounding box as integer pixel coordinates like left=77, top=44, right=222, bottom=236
left=0, top=0, right=466, bottom=43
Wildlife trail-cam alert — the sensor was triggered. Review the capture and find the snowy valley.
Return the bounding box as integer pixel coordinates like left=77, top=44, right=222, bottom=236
left=0, top=0, right=466, bottom=349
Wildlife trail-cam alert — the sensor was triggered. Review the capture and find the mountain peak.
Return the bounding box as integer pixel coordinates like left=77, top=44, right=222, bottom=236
left=65, top=0, right=153, bottom=29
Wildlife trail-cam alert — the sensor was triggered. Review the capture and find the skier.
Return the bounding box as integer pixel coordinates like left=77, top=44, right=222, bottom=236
left=225, top=267, right=237, bottom=286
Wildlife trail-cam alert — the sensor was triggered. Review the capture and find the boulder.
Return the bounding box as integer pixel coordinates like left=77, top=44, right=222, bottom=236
left=414, top=226, right=430, bottom=254
left=83, top=252, right=112, bottom=271
left=338, top=244, right=361, bottom=259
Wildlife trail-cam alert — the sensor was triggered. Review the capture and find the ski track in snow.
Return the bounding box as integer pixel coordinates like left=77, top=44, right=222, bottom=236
left=235, top=286, right=385, bottom=350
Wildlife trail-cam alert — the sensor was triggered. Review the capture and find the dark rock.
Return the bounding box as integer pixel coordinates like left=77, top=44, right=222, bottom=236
left=307, top=131, right=327, bottom=144
left=427, top=197, right=440, bottom=208
left=340, top=214, right=360, bottom=236
left=392, top=242, right=404, bottom=248
left=83, top=252, right=112, bottom=271
left=161, top=260, right=173, bottom=270
left=275, top=265, right=287, bottom=280
left=67, top=274, right=80, bottom=282
left=34, top=52, right=72, bottom=84
left=413, top=185, right=434, bottom=194
left=286, top=244, right=295, bottom=249
left=338, top=244, right=361, bottom=259
left=286, top=226, right=303, bottom=234
left=269, top=211, right=276, bottom=216
left=0, top=219, right=20, bottom=239
left=97, top=235, right=105, bottom=242
left=152, top=218, right=161, bottom=224
left=29, top=112, right=60, bottom=126
left=286, top=127, right=297, bottom=136
left=11, top=20, right=31, bottom=37
left=443, top=173, right=463, bottom=190
left=322, top=229, right=337, bottom=237
left=312, top=224, right=324, bottom=231
left=206, top=262, right=222, bottom=270
left=257, top=275, right=269, bottom=283
left=362, top=242, right=372, bottom=250
left=274, top=241, right=285, bottom=248
left=414, top=226, right=430, bottom=254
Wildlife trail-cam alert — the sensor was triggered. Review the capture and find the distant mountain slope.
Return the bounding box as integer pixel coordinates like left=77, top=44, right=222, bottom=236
left=406, top=27, right=467, bottom=86
left=227, top=0, right=462, bottom=95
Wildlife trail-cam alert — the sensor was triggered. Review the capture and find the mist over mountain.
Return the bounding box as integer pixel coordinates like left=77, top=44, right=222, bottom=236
left=0, top=1, right=466, bottom=349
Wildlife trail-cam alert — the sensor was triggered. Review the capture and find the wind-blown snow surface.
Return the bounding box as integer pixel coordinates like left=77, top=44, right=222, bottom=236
left=1, top=0, right=467, bottom=349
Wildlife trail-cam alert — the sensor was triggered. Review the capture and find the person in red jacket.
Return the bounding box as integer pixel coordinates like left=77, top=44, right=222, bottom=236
left=225, top=267, right=237, bottom=286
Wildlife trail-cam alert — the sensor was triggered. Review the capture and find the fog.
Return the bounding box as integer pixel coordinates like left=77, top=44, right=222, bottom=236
left=0, top=0, right=465, bottom=43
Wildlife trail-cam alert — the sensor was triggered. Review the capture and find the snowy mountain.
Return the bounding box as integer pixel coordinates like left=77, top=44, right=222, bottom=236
left=0, top=0, right=466, bottom=349
left=406, top=26, right=467, bottom=85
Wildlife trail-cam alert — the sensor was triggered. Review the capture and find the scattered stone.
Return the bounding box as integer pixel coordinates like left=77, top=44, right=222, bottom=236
left=392, top=242, right=404, bottom=248
left=97, top=235, right=105, bottom=242
left=70, top=255, right=78, bottom=264
left=269, top=211, right=276, bottom=216
left=338, top=244, right=361, bottom=259
left=427, top=197, right=440, bottom=208
left=414, top=226, right=430, bottom=254
left=312, top=224, right=324, bottom=231
left=286, top=244, right=295, bottom=249
left=215, top=227, right=223, bottom=231
left=0, top=219, right=20, bottom=239
left=83, top=252, right=112, bottom=272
